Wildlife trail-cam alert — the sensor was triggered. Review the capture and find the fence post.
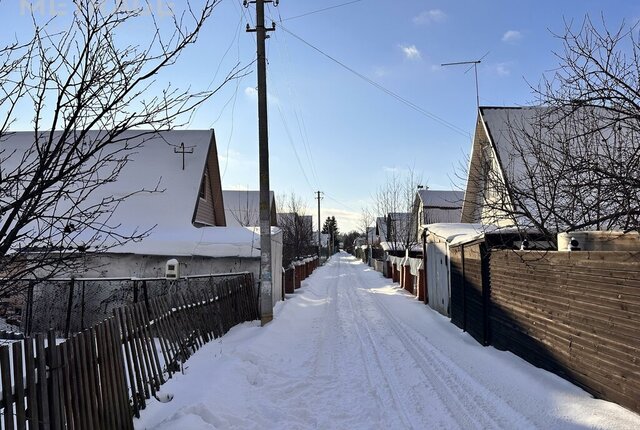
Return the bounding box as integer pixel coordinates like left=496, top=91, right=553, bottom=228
left=80, top=280, right=86, bottom=331
left=133, top=279, right=139, bottom=303
left=417, top=268, right=425, bottom=302
left=24, top=280, right=35, bottom=337
left=143, top=280, right=150, bottom=314
left=65, top=278, right=76, bottom=338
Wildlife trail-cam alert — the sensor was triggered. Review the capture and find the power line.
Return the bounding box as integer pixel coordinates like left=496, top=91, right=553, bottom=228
left=279, top=0, right=365, bottom=22
left=278, top=24, right=472, bottom=138
left=324, top=193, right=358, bottom=213
left=270, top=19, right=321, bottom=188
left=268, top=74, right=317, bottom=192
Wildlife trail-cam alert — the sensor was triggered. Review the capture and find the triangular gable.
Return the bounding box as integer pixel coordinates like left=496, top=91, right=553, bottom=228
left=193, top=130, right=226, bottom=227
left=1, top=130, right=217, bottom=251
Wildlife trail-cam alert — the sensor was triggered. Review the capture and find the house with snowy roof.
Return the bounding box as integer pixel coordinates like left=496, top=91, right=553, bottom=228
left=413, top=188, right=464, bottom=239
left=1, top=129, right=283, bottom=298
left=461, top=105, right=640, bottom=250
left=375, top=213, right=417, bottom=255
left=223, top=190, right=277, bottom=227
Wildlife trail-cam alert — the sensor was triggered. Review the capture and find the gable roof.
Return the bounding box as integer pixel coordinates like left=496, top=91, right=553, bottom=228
left=461, top=106, right=541, bottom=224
left=223, top=190, right=276, bottom=227
left=0, top=129, right=255, bottom=257
left=416, top=189, right=464, bottom=208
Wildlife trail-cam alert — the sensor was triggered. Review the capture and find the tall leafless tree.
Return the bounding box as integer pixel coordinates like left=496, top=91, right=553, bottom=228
left=372, top=169, right=423, bottom=253
left=470, top=16, right=640, bottom=241
left=358, top=206, right=375, bottom=245
left=0, top=1, right=246, bottom=292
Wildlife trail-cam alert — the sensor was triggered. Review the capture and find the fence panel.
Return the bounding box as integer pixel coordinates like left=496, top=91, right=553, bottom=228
left=489, top=250, right=640, bottom=413
left=0, top=272, right=257, bottom=429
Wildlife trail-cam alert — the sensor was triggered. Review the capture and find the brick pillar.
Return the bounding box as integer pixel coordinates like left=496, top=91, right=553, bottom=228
left=392, top=263, right=399, bottom=282
left=403, top=263, right=413, bottom=294
left=386, top=261, right=392, bottom=278
left=417, top=268, right=425, bottom=302
left=284, top=268, right=294, bottom=293
left=294, top=264, right=302, bottom=289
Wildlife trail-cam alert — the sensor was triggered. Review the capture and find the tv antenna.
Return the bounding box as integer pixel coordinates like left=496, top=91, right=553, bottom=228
left=441, top=52, right=489, bottom=108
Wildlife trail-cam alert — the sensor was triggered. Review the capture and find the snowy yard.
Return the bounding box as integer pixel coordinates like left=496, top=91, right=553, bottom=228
left=135, top=252, right=640, bottom=430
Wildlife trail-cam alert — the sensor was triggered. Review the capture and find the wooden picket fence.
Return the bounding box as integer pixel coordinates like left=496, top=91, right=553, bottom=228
left=0, top=273, right=257, bottom=429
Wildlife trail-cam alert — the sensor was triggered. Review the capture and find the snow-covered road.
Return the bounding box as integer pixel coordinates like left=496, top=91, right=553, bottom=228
left=136, top=252, right=640, bottom=429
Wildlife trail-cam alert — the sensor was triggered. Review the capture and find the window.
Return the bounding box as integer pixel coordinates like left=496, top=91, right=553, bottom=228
left=199, top=167, right=209, bottom=199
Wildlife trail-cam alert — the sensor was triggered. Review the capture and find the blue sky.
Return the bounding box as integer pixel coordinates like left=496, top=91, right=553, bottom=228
left=3, top=0, right=639, bottom=232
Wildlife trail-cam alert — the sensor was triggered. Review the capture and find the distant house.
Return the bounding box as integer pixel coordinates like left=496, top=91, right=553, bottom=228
left=1, top=130, right=283, bottom=322
left=222, top=190, right=277, bottom=227
left=375, top=213, right=415, bottom=254
left=413, top=188, right=464, bottom=238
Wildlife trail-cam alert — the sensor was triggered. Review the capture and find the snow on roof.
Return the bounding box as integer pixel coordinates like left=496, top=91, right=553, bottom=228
left=223, top=190, right=275, bottom=227
left=113, top=226, right=282, bottom=258
left=416, top=189, right=464, bottom=208
left=424, top=223, right=493, bottom=247
left=1, top=130, right=269, bottom=258
left=423, top=222, right=529, bottom=247
left=379, top=242, right=422, bottom=252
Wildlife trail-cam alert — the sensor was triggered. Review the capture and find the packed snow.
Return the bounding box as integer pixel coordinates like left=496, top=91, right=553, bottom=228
left=135, top=252, right=640, bottom=430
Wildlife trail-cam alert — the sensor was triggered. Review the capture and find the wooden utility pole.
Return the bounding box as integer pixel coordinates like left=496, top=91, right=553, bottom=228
left=246, top=0, right=277, bottom=325
left=315, top=191, right=323, bottom=260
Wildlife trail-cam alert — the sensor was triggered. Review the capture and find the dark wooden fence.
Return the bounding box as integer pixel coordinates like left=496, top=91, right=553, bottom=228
left=0, top=273, right=257, bottom=429
left=489, top=250, right=640, bottom=413
left=449, top=243, right=490, bottom=345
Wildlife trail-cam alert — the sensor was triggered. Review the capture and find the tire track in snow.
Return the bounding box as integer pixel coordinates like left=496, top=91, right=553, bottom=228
left=337, top=260, right=431, bottom=430
left=347, top=257, right=536, bottom=430
left=303, top=256, right=392, bottom=427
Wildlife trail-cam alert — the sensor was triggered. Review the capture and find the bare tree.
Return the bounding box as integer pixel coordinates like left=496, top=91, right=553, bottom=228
left=0, top=1, right=245, bottom=292
left=277, top=193, right=314, bottom=266
left=358, top=206, right=375, bottom=245
left=229, top=191, right=261, bottom=227
left=372, top=169, right=423, bottom=253
left=468, top=16, right=640, bottom=241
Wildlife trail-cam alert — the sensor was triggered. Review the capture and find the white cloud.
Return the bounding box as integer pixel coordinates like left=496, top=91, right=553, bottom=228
left=502, top=30, right=522, bottom=43
left=495, top=63, right=511, bottom=77
left=244, top=86, right=279, bottom=104
left=244, top=87, right=257, bottom=99
left=399, top=44, right=422, bottom=61
left=413, top=9, right=446, bottom=25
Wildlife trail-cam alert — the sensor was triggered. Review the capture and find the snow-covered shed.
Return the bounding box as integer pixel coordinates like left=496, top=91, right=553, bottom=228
left=223, top=190, right=277, bottom=227
left=423, top=223, right=488, bottom=317
left=423, top=222, right=548, bottom=338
